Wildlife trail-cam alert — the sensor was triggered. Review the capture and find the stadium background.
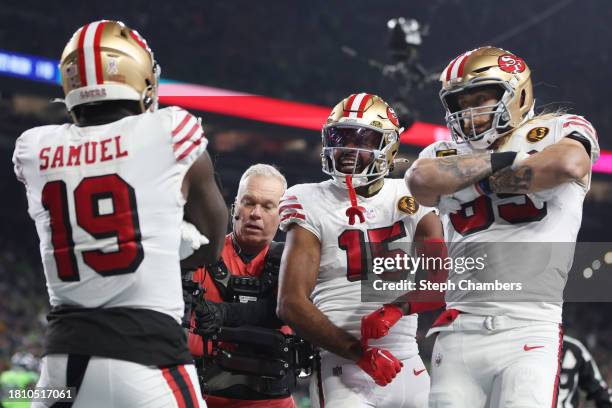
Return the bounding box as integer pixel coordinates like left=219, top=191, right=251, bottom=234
left=0, top=1, right=611, bottom=405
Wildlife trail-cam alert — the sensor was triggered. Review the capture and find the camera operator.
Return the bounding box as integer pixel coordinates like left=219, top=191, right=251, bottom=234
left=186, top=164, right=298, bottom=408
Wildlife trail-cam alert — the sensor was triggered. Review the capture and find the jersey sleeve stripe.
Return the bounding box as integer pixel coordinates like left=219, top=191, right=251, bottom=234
left=563, top=121, right=598, bottom=139
left=281, top=212, right=306, bottom=222
left=280, top=195, right=298, bottom=202
left=279, top=203, right=303, bottom=213
left=175, top=135, right=206, bottom=162
left=172, top=113, right=194, bottom=137
left=566, top=115, right=591, bottom=125
left=173, top=122, right=201, bottom=150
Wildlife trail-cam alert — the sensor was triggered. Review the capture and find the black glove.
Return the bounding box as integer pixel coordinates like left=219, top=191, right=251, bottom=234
left=194, top=299, right=229, bottom=335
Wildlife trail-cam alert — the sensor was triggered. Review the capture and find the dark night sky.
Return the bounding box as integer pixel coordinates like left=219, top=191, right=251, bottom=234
left=1, top=0, right=610, bottom=148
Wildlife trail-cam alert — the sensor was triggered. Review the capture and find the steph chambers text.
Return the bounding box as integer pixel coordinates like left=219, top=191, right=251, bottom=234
left=372, top=279, right=523, bottom=292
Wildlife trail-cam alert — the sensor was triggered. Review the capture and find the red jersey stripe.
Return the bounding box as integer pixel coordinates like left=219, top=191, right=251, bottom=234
left=173, top=123, right=201, bottom=150
left=172, top=113, right=194, bottom=137
left=566, top=115, right=591, bottom=125
left=176, top=136, right=205, bottom=162
left=93, top=22, right=106, bottom=84
left=563, top=121, right=597, bottom=138
left=279, top=203, right=303, bottom=213
left=280, top=195, right=298, bottom=202
left=77, top=24, right=89, bottom=86
left=281, top=212, right=305, bottom=222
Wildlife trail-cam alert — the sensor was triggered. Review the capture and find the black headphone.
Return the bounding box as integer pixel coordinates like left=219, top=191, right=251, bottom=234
left=230, top=203, right=239, bottom=220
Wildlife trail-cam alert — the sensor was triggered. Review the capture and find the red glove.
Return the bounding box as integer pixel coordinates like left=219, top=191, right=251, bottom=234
left=357, top=347, right=403, bottom=386
left=361, top=304, right=403, bottom=341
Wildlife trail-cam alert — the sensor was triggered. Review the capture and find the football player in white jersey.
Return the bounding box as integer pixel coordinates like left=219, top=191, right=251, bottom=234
left=12, top=20, right=227, bottom=407
left=395, top=46, right=599, bottom=407
left=276, top=94, right=445, bottom=407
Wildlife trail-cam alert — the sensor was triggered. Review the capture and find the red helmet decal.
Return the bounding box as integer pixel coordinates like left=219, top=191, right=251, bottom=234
left=130, top=30, right=151, bottom=52
left=386, top=106, right=400, bottom=127
left=498, top=54, right=526, bottom=74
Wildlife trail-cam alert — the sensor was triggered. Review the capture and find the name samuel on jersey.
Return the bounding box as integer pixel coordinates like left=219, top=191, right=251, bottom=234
left=38, top=135, right=128, bottom=170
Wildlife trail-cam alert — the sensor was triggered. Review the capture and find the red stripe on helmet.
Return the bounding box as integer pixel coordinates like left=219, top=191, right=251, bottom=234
left=445, top=55, right=461, bottom=82
left=343, top=94, right=357, bottom=117
left=77, top=24, right=89, bottom=86
left=356, top=94, right=373, bottom=118
left=130, top=30, right=149, bottom=51
left=93, top=22, right=107, bottom=84
left=456, top=52, right=471, bottom=79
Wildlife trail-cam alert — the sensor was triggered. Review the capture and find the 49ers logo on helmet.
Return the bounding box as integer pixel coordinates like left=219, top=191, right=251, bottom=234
left=386, top=106, right=400, bottom=127
left=498, top=54, right=526, bottom=74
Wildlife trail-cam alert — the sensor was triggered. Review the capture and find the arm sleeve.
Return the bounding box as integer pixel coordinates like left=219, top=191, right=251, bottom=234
left=559, top=114, right=600, bottom=164
left=577, top=344, right=612, bottom=407
left=278, top=186, right=322, bottom=240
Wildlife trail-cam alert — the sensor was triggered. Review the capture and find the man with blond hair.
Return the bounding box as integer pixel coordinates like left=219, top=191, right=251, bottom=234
left=187, top=164, right=297, bottom=408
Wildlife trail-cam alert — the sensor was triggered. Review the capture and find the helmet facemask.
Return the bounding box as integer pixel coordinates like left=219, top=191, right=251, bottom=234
left=441, top=81, right=517, bottom=150
left=321, top=124, right=397, bottom=188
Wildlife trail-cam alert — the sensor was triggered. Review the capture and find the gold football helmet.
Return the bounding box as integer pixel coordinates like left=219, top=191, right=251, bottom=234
left=321, top=93, right=402, bottom=187
left=439, top=46, right=534, bottom=149
left=60, top=20, right=160, bottom=115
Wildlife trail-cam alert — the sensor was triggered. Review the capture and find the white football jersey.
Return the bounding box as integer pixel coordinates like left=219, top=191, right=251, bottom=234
left=279, top=178, right=433, bottom=359
left=419, top=114, right=599, bottom=323
left=12, top=106, right=207, bottom=322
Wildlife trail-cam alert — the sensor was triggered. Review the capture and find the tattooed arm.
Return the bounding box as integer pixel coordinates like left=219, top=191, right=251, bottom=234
left=487, top=138, right=591, bottom=194
left=406, top=153, right=496, bottom=206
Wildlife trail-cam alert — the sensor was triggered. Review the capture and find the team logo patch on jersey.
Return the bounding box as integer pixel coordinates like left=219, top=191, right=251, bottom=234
left=526, top=127, right=549, bottom=143
left=435, top=149, right=458, bottom=157
left=498, top=54, right=526, bottom=74
left=365, top=207, right=377, bottom=220
left=397, top=196, right=418, bottom=215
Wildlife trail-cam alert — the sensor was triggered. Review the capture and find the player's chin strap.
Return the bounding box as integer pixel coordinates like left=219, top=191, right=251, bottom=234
left=345, top=175, right=365, bottom=225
